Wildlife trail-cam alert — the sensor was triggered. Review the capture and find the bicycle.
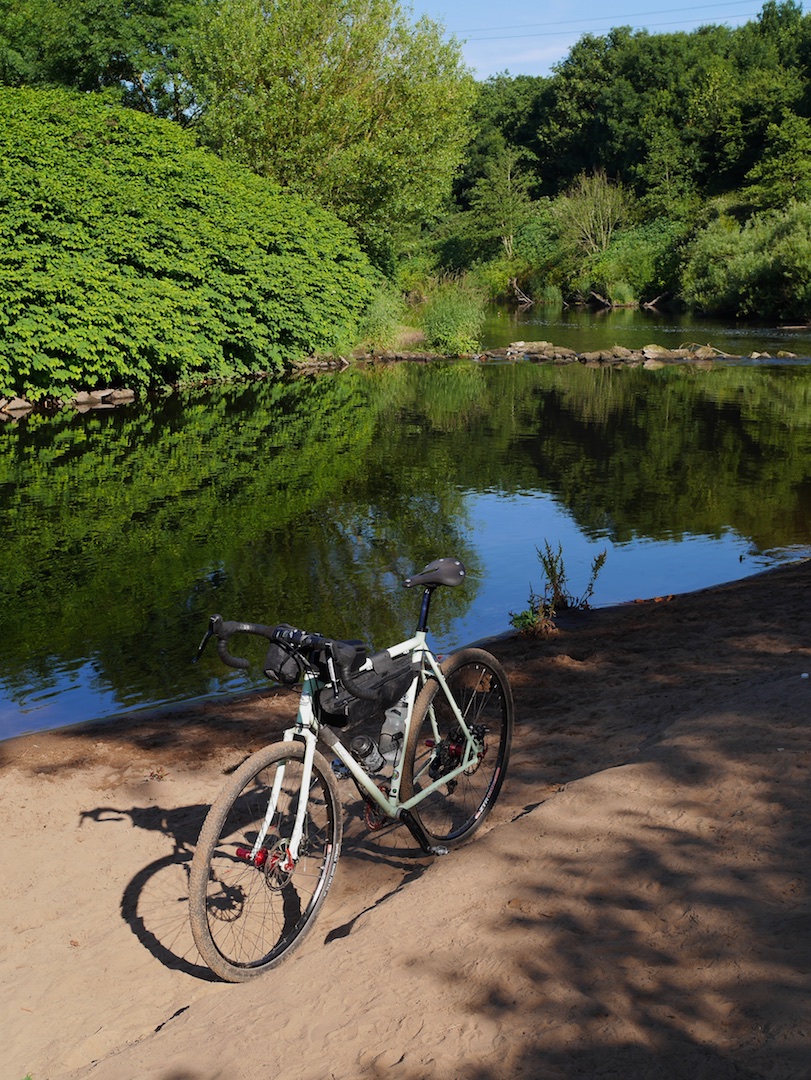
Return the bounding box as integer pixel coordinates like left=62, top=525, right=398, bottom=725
left=188, top=556, right=514, bottom=982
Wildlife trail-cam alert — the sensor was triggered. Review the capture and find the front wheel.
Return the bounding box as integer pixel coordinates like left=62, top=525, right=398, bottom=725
left=189, top=741, right=342, bottom=981
left=400, top=648, right=513, bottom=848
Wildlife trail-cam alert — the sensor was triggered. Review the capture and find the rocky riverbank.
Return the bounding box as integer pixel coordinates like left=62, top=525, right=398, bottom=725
left=0, top=386, right=137, bottom=420
left=1, top=339, right=804, bottom=420
left=365, top=339, right=802, bottom=368
left=483, top=339, right=802, bottom=366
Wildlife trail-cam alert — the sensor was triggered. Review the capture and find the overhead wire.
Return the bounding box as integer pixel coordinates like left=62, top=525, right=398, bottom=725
left=448, top=2, right=781, bottom=41
left=453, top=2, right=764, bottom=34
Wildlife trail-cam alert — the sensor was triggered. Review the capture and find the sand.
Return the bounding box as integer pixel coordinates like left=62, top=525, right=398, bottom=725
left=2, top=559, right=810, bottom=1080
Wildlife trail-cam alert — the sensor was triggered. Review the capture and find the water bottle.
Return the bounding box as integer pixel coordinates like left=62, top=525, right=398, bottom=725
left=379, top=697, right=408, bottom=765
left=350, top=734, right=385, bottom=773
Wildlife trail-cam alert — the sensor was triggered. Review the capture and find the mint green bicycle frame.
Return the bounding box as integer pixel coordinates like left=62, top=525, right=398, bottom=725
left=247, top=628, right=479, bottom=866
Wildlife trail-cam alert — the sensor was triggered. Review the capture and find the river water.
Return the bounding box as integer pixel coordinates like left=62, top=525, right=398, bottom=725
left=3, top=311, right=811, bottom=740
left=481, top=304, right=811, bottom=358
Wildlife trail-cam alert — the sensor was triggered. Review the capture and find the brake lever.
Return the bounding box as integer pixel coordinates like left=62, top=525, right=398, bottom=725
left=325, top=642, right=341, bottom=699
left=192, top=614, right=222, bottom=664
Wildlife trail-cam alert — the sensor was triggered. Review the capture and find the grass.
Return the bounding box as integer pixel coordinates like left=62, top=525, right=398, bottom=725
left=418, top=276, right=486, bottom=354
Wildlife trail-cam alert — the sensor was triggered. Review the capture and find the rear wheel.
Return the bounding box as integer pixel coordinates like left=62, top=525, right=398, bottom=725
left=189, top=741, right=342, bottom=981
left=401, top=648, right=513, bottom=848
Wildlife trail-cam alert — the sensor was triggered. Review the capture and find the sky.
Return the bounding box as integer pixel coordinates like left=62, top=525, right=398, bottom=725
left=407, top=0, right=799, bottom=79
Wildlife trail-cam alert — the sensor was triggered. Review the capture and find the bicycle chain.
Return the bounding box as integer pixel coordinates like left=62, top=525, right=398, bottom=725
left=364, top=785, right=391, bottom=831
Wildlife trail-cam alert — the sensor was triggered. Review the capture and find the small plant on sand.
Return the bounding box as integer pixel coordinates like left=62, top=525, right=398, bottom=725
left=510, top=541, right=607, bottom=636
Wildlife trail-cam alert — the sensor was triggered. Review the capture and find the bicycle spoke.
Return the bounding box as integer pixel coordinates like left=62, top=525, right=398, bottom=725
left=189, top=744, right=341, bottom=981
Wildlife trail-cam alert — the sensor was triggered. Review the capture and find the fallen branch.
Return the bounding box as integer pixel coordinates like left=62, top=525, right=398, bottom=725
left=510, top=278, right=533, bottom=306
left=589, top=290, right=612, bottom=308
left=643, top=292, right=669, bottom=310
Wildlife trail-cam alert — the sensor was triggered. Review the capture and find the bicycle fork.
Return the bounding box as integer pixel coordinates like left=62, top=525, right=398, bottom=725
left=240, top=731, right=318, bottom=873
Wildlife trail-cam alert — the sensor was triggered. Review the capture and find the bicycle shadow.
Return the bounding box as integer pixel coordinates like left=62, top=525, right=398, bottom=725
left=321, top=797, right=432, bottom=943
left=80, top=792, right=432, bottom=981
left=80, top=802, right=218, bottom=981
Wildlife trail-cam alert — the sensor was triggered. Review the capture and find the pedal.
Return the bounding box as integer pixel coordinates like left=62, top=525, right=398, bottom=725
left=399, top=807, right=450, bottom=856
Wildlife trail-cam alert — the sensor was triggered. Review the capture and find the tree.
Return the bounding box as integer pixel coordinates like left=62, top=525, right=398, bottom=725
left=634, top=119, right=699, bottom=221
left=469, top=145, right=535, bottom=259
left=744, top=112, right=811, bottom=206
left=0, top=87, right=378, bottom=400
left=554, top=170, right=636, bottom=256
left=453, top=73, right=546, bottom=207
left=184, top=0, right=475, bottom=259
left=0, top=0, right=199, bottom=120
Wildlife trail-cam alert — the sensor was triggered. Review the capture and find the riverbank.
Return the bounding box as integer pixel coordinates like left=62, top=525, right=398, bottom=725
left=3, top=557, right=811, bottom=1079
left=3, top=337, right=806, bottom=421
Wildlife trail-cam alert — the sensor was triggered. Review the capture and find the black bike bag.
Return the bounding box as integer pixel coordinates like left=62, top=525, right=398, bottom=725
left=263, top=641, right=302, bottom=685
left=318, top=650, right=417, bottom=729
left=263, top=632, right=367, bottom=688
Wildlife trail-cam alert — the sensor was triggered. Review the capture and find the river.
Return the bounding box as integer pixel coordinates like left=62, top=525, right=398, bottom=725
left=2, top=315, right=811, bottom=739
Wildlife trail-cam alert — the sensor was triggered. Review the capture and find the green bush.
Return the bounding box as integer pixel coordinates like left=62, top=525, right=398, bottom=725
left=418, top=278, right=486, bottom=354
left=580, top=220, right=687, bottom=303
left=0, top=87, right=378, bottom=400
left=510, top=541, right=607, bottom=635
left=356, top=285, right=408, bottom=351
left=535, top=283, right=564, bottom=306
left=682, top=203, right=811, bottom=319
left=466, top=256, right=530, bottom=302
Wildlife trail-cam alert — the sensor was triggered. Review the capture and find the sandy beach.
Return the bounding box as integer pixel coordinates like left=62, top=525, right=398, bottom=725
left=3, top=558, right=810, bottom=1080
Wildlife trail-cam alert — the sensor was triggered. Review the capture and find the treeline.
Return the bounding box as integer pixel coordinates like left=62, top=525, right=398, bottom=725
left=2, top=0, right=811, bottom=400
left=443, top=0, right=811, bottom=318
left=0, top=0, right=473, bottom=399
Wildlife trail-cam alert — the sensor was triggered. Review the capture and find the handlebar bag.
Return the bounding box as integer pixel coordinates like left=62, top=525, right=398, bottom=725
left=318, top=651, right=417, bottom=729
left=263, top=642, right=303, bottom=685
left=264, top=638, right=368, bottom=689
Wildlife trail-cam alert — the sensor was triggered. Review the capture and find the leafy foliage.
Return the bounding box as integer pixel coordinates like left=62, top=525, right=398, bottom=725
left=468, top=145, right=536, bottom=260
left=554, top=170, right=637, bottom=257
left=681, top=203, right=811, bottom=319
left=435, top=1, right=811, bottom=314
left=743, top=111, right=811, bottom=207
left=0, top=87, right=378, bottom=400
left=0, top=0, right=200, bottom=120
left=185, top=0, right=475, bottom=260
left=579, top=220, right=689, bottom=303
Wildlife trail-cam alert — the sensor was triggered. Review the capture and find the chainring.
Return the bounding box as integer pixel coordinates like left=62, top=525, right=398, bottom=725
left=364, top=785, right=391, bottom=831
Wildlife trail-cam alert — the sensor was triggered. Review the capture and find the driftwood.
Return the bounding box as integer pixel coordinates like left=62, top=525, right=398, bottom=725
left=510, top=278, right=533, bottom=307
left=589, top=290, right=612, bottom=308
left=643, top=292, right=669, bottom=310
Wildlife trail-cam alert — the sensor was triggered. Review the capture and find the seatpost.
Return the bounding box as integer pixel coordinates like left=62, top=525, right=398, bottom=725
left=416, top=586, right=436, bottom=633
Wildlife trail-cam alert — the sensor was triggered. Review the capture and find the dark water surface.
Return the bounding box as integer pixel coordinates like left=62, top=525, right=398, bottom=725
left=3, top=355, right=811, bottom=740
left=481, top=304, right=811, bottom=359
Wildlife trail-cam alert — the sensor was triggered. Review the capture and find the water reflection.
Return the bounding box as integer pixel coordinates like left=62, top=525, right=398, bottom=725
left=482, top=304, right=811, bottom=360
left=2, top=359, right=810, bottom=739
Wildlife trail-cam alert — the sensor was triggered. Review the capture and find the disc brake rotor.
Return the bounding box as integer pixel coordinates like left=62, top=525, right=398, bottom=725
left=264, top=840, right=295, bottom=891
left=429, top=724, right=488, bottom=783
